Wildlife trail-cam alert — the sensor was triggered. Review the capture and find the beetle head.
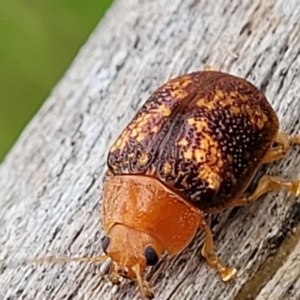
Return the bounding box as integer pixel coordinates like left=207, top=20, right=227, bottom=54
left=101, top=223, right=164, bottom=298
left=34, top=223, right=163, bottom=299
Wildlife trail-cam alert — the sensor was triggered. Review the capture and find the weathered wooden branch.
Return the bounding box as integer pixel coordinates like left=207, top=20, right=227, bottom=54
left=1, top=0, right=300, bottom=299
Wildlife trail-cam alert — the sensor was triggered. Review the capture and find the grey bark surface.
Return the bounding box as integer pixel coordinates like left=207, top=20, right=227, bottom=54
left=1, top=0, right=300, bottom=299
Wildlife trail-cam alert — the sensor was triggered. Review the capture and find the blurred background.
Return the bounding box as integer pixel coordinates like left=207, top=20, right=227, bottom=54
left=0, top=0, right=114, bottom=162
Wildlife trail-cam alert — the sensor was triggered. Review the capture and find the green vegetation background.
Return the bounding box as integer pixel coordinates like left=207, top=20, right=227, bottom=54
left=0, top=0, right=113, bottom=162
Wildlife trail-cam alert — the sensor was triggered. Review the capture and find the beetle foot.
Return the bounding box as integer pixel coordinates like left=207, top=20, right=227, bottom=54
left=109, top=272, right=120, bottom=284
left=143, top=281, right=154, bottom=299
left=220, top=267, right=237, bottom=282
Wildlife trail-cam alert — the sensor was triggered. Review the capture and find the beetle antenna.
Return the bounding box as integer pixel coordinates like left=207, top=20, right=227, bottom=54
left=30, top=255, right=108, bottom=265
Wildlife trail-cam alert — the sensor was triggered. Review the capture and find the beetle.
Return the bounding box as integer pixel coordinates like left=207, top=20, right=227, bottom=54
left=43, top=69, right=300, bottom=299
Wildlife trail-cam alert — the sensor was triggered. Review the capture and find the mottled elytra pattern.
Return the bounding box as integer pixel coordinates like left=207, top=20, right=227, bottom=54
left=108, top=71, right=279, bottom=210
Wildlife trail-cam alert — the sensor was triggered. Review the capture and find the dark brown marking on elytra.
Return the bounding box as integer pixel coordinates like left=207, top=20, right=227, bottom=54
left=107, top=71, right=279, bottom=211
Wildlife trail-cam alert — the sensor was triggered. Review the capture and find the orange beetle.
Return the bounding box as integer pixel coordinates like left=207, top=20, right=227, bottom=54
left=43, top=69, right=300, bottom=299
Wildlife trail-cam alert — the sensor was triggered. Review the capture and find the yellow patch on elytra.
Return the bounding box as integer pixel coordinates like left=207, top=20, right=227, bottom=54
left=131, top=129, right=139, bottom=137
left=155, top=104, right=171, bottom=117
left=181, top=78, right=193, bottom=88
left=215, top=89, right=225, bottom=99
left=170, top=89, right=188, bottom=99
left=196, top=98, right=216, bottom=110
left=201, top=139, right=209, bottom=150
left=263, top=112, right=268, bottom=122
left=138, top=118, right=149, bottom=128
left=178, top=138, right=188, bottom=146
left=194, top=149, right=206, bottom=162
left=195, top=89, right=240, bottom=111
left=217, top=159, right=224, bottom=168
left=187, top=118, right=208, bottom=132
left=256, top=113, right=268, bottom=129
left=240, top=93, right=250, bottom=102
left=229, top=91, right=238, bottom=97
left=207, top=173, right=222, bottom=190
left=230, top=106, right=241, bottom=114
left=186, top=116, right=224, bottom=185
left=112, top=141, right=125, bottom=152
left=151, top=125, right=159, bottom=133
left=208, top=147, right=218, bottom=165
left=164, top=161, right=172, bottom=174
left=196, top=120, right=210, bottom=133
left=111, top=99, right=177, bottom=152
left=111, top=132, right=129, bottom=151
left=138, top=113, right=152, bottom=123
left=115, top=139, right=122, bottom=147
left=109, top=145, right=116, bottom=152
left=248, top=109, right=268, bottom=129
left=245, top=105, right=254, bottom=114
left=202, top=131, right=217, bottom=151
left=164, top=77, right=192, bottom=100
left=198, top=165, right=222, bottom=191
left=183, top=150, right=193, bottom=160
left=256, top=119, right=264, bottom=129
left=136, top=133, right=146, bottom=143
left=139, top=152, right=149, bottom=166
left=187, top=117, right=196, bottom=126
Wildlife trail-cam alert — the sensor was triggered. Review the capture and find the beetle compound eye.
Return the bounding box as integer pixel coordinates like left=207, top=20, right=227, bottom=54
left=101, top=235, right=110, bottom=254
left=144, top=246, right=159, bottom=266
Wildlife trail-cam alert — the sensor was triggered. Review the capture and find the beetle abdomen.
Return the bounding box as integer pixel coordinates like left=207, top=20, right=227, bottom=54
left=108, top=71, right=279, bottom=210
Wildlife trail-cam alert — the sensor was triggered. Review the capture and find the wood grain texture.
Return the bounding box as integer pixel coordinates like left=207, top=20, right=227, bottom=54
left=1, top=0, right=300, bottom=299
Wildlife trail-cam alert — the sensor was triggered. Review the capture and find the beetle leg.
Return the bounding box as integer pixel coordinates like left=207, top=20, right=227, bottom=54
left=201, top=220, right=237, bottom=281
left=109, top=263, right=121, bottom=284
left=109, top=271, right=120, bottom=284
left=229, top=175, right=300, bottom=207
left=132, top=264, right=154, bottom=299
left=142, top=281, right=154, bottom=299
left=262, top=132, right=300, bottom=164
